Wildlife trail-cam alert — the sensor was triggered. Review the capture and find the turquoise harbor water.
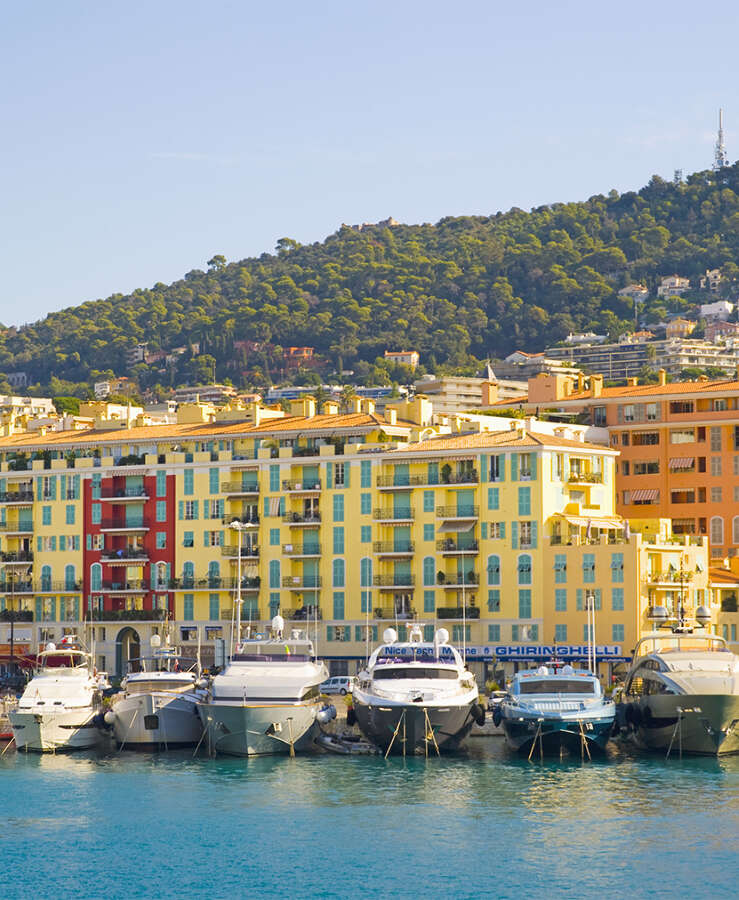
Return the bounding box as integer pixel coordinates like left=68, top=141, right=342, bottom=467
left=1, top=740, right=737, bottom=900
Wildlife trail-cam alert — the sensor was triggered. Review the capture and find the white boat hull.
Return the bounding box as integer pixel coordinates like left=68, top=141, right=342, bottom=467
left=110, top=690, right=206, bottom=749
left=9, top=707, right=102, bottom=752
left=198, top=700, right=321, bottom=756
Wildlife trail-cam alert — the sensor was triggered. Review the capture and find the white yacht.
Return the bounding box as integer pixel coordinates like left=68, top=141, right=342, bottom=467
left=9, top=638, right=104, bottom=752
left=352, top=626, right=484, bottom=755
left=618, top=629, right=739, bottom=756
left=104, top=639, right=207, bottom=750
left=197, top=616, right=332, bottom=757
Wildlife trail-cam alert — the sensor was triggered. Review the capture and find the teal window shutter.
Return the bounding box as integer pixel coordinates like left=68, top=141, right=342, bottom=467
left=511, top=521, right=518, bottom=549
left=531, top=454, right=538, bottom=480
left=423, top=590, right=435, bottom=612
left=269, top=465, right=279, bottom=492
left=85, top=535, right=91, bottom=551
left=423, top=491, right=434, bottom=512
left=156, top=470, right=166, bottom=497
left=361, top=493, right=371, bottom=514
left=264, top=497, right=270, bottom=517
left=361, top=525, right=371, bottom=543
left=510, top=454, right=518, bottom=482
left=500, top=522, right=506, bottom=540
left=183, top=594, right=194, bottom=621
left=344, top=462, right=350, bottom=487
left=60, top=535, right=67, bottom=552
left=500, top=456, right=506, bottom=481
left=333, top=592, right=345, bottom=620
left=480, top=456, right=488, bottom=483
left=333, top=494, right=344, bottom=522
left=576, top=588, right=584, bottom=610
left=423, top=557, right=435, bottom=586
left=360, top=460, right=371, bottom=488
left=428, top=462, right=439, bottom=484
left=66, top=505, right=75, bottom=525
left=184, top=469, right=194, bottom=495
left=531, top=521, right=537, bottom=549
left=327, top=462, right=333, bottom=489
left=192, top=500, right=199, bottom=519
left=35, top=597, right=42, bottom=620
left=487, top=555, right=501, bottom=586
left=60, top=475, right=66, bottom=498
left=517, top=487, right=531, bottom=516
left=481, top=521, right=488, bottom=539
left=209, top=594, right=220, bottom=620
left=36, top=477, right=42, bottom=501
left=91, top=504, right=101, bottom=524
left=488, top=487, right=499, bottom=510
left=50, top=476, right=57, bottom=500
left=209, top=468, right=219, bottom=494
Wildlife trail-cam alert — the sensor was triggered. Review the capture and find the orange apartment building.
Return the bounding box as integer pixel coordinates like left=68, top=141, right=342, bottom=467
left=519, top=368, right=739, bottom=559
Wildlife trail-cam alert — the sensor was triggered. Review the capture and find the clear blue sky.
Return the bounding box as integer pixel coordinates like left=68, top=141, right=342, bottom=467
left=1, top=1, right=736, bottom=325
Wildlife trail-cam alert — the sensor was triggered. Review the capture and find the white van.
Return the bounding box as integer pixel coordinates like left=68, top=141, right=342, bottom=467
left=319, top=676, right=355, bottom=695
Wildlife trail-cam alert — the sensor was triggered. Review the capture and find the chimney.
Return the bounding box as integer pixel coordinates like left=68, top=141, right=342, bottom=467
left=385, top=407, right=397, bottom=425
left=590, top=374, right=603, bottom=398
left=290, top=397, right=316, bottom=418
left=576, top=373, right=585, bottom=392
left=481, top=381, right=498, bottom=406
left=626, top=376, right=638, bottom=387
left=360, top=398, right=375, bottom=415
left=350, top=397, right=362, bottom=414
left=698, top=374, right=709, bottom=383
left=658, top=368, right=667, bottom=385
left=324, top=401, right=339, bottom=415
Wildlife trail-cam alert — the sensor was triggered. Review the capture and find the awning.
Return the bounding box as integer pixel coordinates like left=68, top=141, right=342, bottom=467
left=669, top=457, right=694, bottom=470
left=437, top=521, right=476, bottom=533
left=631, top=489, right=659, bottom=501
left=554, top=514, right=624, bottom=529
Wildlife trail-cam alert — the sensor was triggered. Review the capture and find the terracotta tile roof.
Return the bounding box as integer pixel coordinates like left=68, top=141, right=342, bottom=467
left=708, top=567, right=739, bottom=586
left=390, top=429, right=610, bottom=454
left=504, top=376, right=739, bottom=407
left=249, top=413, right=393, bottom=433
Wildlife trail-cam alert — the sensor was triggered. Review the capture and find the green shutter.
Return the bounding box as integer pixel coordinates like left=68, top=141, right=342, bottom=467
left=511, top=521, right=518, bottom=549
left=480, top=456, right=487, bottom=483
left=531, top=453, right=538, bottom=480
left=510, top=454, right=518, bottom=481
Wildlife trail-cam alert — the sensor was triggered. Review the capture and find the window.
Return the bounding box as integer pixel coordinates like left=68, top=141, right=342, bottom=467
left=156, top=470, right=166, bottom=497
left=334, top=463, right=345, bottom=487
left=517, top=554, right=532, bottom=585
left=554, top=554, right=567, bottom=584
left=633, top=432, right=659, bottom=446
left=360, top=460, right=371, bottom=488
left=333, top=592, right=345, bottom=620
left=91, top=503, right=101, bottom=524
left=518, top=589, right=532, bottom=618
left=512, top=623, right=538, bottom=642
left=452, top=625, right=471, bottom=643
left=156, top=532, right=167, bottom=549
left=611, top=552, right=624, bottom=583
left=711, top=516, right=724, bottom=545
left=646, top=403, right=658, bottom=421
left=487, top=589, right=500, bottom=612
left=423, top=557, right=435, bottom=587
left=360, top=592, right=372, bottom=614
left=711, top=456, right=722, bottom=477
left=519, top=453, right=533, bottom=480
left=361, top=525, right=371, bottom=543
left=593, top=406, right=606, bottom=427
left=333, top=527, right=344, bottom=554
left=554, top=589, right=567, bottom=611
left=183, top=594, right=194, bottom=621
left=65, top=505, right=75, bottom=525
left=519, top=521, right=535, bottom=548
left=205, top=530, right=223, bottom=547
left=710, top=427, right=722, bottom=452
left=612, top=624, right=625, bottom=642
left=623, top=404, right=635, bottom=422
left=360, top=493, right=371, bottom=515
left=333, top=494, right=344, bottom=522
left=185, top=501, right=198, bottom=520
left=489, top=455, right=504, bottom=482
left=424, top=590, right=435, bottom=612
left=612, top=588, right=624, bottom=611
left=711, top=487, right=723, bottom=503
left=183, top=531, right=194, bottom=548
left=184, top=469, right=194, bottom=495
left=488, top=624, right=501, bottom=641
left=360, top=557, right=372, bottom=587
left=582, top=553, right=595, bottom=584
left=42, top=506, right=51, bottom=526
left=423, top=491, right=434, bottom=512
left=633, top=461, right=659, bottom=475
left=490, top=522, right=505, bottom=539
left=156, top=500, right=167, bottom=522
left=670, top=429, right=694, bottom=444
left=209, top=468, right=220, bottom=494
left=423, top=523, right=434, bottom=541
left=488, top=487, right=499, bottom=510
left=621, top=433, right=630, bottom=446
left=269, top=465, right=279, bottom=492
left=60, top=535, right=67, bottom=552
left=554, top=624, right=567, bottom=642
left=670, top=400, right=694, bottom=414
left=487, top=555, right=501, bottom=586
left=622, top=461, right=630, bottom=476
left=90, top=563, right=102, bottom=591
left=332, top=558, right=345, bottom=588
left=517, top=487, right=531, bottom=517
left=269, top=560, right=280, bottom=589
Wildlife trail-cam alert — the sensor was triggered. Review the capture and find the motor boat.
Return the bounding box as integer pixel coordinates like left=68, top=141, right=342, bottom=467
left=197, top=616, right=333, bottom=757
left=497, top=662, right=615, bottom=756
left=104, top=640, right=207, bottom=750
left=9, top=637, right=104, bottom=752
left=351, top=625, right=484, bottom=755
left=617, top=629, right=739, bottom=756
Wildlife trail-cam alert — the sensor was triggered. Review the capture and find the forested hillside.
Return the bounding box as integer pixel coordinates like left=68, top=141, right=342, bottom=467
left=3, top=163, right=739, bottom=394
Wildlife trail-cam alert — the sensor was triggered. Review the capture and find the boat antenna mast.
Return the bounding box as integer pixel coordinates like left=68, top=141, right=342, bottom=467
left=585, top=589, right=597, bottom=675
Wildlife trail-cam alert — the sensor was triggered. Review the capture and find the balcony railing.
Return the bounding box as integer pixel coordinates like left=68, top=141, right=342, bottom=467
left=374, top=606, right=416, bottom=620
left=99, top=487, right=149, bottom=500
left=282, top=479, right=321, bottom=492
left=373, top=574, right=415, bottom=587
left=0, top=490, right=34, bottom=504
left=221, top=545, right=260, bottom=558
left=436, top=540, right=479, bottom=554
left=87, top=608, right=168, bottom=622
left=436, top=505, right=479, bottom=518
left=437, top=572, right=479, bottom=586
left=282, top=511, right=321, bottom=525
left=34, top=581, right=83, bottom=593
left=0, top=551, right=34, bottom=563
left=282, top=575, right=322, bottom=589
left=100, top=548, right=149, bottom=561
left=101, top=580, right=145, bottom=592
left=373, top=541, right=415, bottom=554
left=648, top=571, right=694, bottom=584
left=282, top=544, right=321, bottom=556
left=0, top=582, right=34, bottom=594
left=220, top=606, right=261, bottom=621
left=100, top=518, right=147, bottom=530
left=0, top=522, right=34, bottom=533
left=283, top=606, right=323, bottom=621
left=0, top=609, right=33, bottom=622
left=568, top=472, right=603, bottom=484
left=221, top=481, right=260, bottom=494
left=437, top=606, right=480, bottom=620
left=170, top=576, right=261, bottom=590
left=223, top=515, right=260, bottom=527
left=376, top=475, right=427, bottom=488
left=372, top=508, right=414, bottom=521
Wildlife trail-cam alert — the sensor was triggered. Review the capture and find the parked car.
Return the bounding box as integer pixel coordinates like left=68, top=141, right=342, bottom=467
left=319, top=676, right=355, bottom=695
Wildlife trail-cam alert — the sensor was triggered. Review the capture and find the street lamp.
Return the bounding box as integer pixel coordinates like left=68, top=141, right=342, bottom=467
left=229, top=520, right=248, bottom=655
left=585, top=589, right=597, bottom=675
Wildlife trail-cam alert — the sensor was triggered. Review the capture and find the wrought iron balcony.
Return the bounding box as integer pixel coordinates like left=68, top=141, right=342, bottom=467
left=375, top=474, right=427, bottom=488
left=435, top=505, right=479, bottom=519
left=100, top=548, right=149, bottom=562
left=373, top=606, right=416, bottom=620
left=100, top=580, right=145, bottom=592
left=282, top=511, right=321, bottom=525
left=100, top=517, right=148, bottom=530
left=437, top=605, right=480, bottom=620
left=99, top=487, right=149, bottom=500
left=282, top=575, right=322, bottom=589
left=373, top=574, right=415, bottom=587
left=221, top=481, right=260, bottom=494
left=221, top=545, right=260, bottom=558
left=436, top=540, right=479, bottom=554
left=283, top=606, right=323, bottom=621
left=0, top=551, right=34, bottom=563
left=372, top=508, right=414, bottom=521
left=282, top=543, right=321, bottom=557
left=0, top=490, right=34, bottom=504
left=282, top=479, right=321, bottom=492
left=437, top=572, right=479, bottom=587
left=373, top=541, right=415, bottom=555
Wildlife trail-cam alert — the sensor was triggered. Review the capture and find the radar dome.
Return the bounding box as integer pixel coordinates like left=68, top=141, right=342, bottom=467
left=150, top=634, right=161, bottom=648
left=648, top=606, right=669, bottom=624
left=695, top=605, right=711, bottom=626
left=45, top=642, right=57, bottom=652
left=383, top=627, right=398, bottom=644
left=435, top=628, right=450, bottom=645
left=271, top=614, right=285, bottom=635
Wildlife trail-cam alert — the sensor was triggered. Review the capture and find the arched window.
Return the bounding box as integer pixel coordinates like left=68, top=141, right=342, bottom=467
left=269, top=559, right=280, bottom=589
left=41, top=565, right=52, bottom=592
left=333, top=558, right=345, bottom=588
left=360, top=557, right=372, bottom=587
left=710, top=516, right=724, bottom=546
left=208, top=560, right=220, bottom=587
left=423, top=556, right=435, bottom=587
left=517, top=554, right=532, bottom=585
left=183, top=561, right=194, bottom=588
left=90, top=562, right=102, bottom=592
left=64, top=564, right=76, bottom=591
left=487, top=554, right=501, bottom=586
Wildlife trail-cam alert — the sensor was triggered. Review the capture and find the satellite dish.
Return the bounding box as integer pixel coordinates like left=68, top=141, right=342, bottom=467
left=383, top=627, right=398, bottom=644
left=150, top=634, right=162, bottom=648
left=435, top=628, right=450, bottom=645
left=695, top=605, right=711, bottom=626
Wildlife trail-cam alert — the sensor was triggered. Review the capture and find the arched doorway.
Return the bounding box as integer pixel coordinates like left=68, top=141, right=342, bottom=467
left=115, top=626, right=141, bottom=677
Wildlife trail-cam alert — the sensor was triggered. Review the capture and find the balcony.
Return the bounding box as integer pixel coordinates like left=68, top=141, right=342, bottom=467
left=221, top=545, right=260, bottom=559
left=0, top=609, right=33, bottom=622
left=282, top=479, right=321, bottom=493
left=647, top=571, right=694, bottom=585
left=567, top=472, right=603, bottom=485
left=223, top=515, right=260, bottom=528
left=0, top=522, right=34, bottom=534
left=88, top=608, right=168, bottom=622
left=282, top=575, right=322, bottom=589
left=0, top=551, right=34, bottom=564
left=37, top=581, right=83, bottom=593
left=99, top=487, right=149, bottom=501
left=373, top=541, right=415, bottom=556
left=282, top=543, right=321, bottom=558
left=101, top=580, right=146, bottom=593
left=372, top=508, right=414, bottom=523
left=373, top=606, right=416, bottom=620
left=376, top=474, right=427, bottom=490
left=283, top=511, right=321, bottom=526
left=220, top=606, right=261, bottom=621
left=101, top=548, right=149, bottom=563
left=0, top=490, right=34, bottom=505
left=0, top=581, right=34, bottom=595
left=437, top=605, right=480, bottom=620
left=100, top=518, right=149, bottom=532
left=436, top=505, right=479, bottom=520
left=283, top=606, right=323, bottom=621
left=373, top=574, right=415, bottom=588
left=170, top=576, right=260, bottom=590
left=436, top=539, right=479, bottom=556
left=437, top=572, right=480, bottom=588
left=221, top=481, right=260, bottom=495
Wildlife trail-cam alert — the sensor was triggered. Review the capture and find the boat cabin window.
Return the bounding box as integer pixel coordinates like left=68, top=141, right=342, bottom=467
left=519, top=679, right=596, bottom=694
left=232, top=653, right=310, bottom=663
left=374, top=667, right=458, bottom=680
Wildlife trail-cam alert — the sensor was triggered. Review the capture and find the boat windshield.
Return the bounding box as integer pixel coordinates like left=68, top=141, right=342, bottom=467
left=374, top=667, right=458, bottom=680
left=519, top=680, right=596, bottom=694
left=231, top=653, right=310, bottom=663
left=638, top=634, right=730, bottom=657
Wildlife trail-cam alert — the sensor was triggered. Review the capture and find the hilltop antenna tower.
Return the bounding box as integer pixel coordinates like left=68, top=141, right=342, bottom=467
left=714, top=108, right=729, bottom=171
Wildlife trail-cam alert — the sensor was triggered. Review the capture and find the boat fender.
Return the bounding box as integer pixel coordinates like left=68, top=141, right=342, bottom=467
left=346, top=707, right=357, bottom=727
left=472, top=703, right=486, bottom=726
left=492, top=706, right=502, bottom=728
left=316, top=704, right=337, bottom=725
left=103, top=710, right=116, bottom=727
left=91, top=712, right=109, bottom=730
